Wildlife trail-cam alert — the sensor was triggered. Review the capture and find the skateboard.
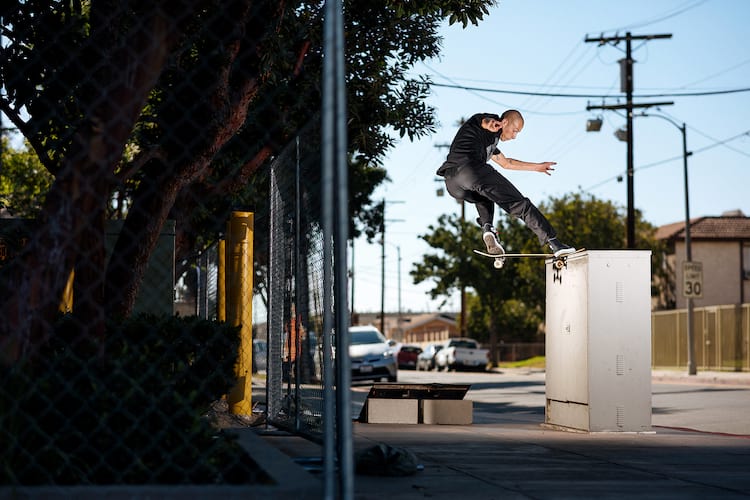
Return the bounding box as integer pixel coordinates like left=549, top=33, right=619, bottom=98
left=473, top=248, right=586, bottom=269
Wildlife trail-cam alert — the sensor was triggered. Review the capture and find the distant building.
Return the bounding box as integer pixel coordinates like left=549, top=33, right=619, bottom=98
left=353, top=312, right=459, bottom=345
left=655, top=211, right=750, bottom=308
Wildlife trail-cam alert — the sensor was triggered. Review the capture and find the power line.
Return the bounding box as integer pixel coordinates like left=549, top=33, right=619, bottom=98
left=583, top=129, right=750, bottom=192
left=592, top=0, right=706, bottom=33
left=424, top=63, right=517, bottom=110
left=650, top=108, right=750, bottom=159
left=519, top=42, right=595, bottom=111
left=679, top=58, right=750, bottom=88
left=430, top=81, right=750, bottom=99
left=424, top=63, right=585, bottom=116
left=672, top=129, right=750, bottom=160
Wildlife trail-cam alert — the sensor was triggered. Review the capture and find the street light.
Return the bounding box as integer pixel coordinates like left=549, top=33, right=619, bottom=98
left=639, top=112, right=696, bottom=376
left=587, top=100, right=674, bottom=248
left=586, top=117, right=603, bottom=132
left=614, top=127, right=628, bottom=142
left=586, top=111, right=695, bottom=375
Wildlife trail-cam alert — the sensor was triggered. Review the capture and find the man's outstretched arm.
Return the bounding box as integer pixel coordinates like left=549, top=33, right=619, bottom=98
left=491, top=151, right=556, bottom=176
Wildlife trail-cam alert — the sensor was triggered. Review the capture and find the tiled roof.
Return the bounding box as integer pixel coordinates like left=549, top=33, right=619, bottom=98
left=654, top=220, right=690, bottom=240
left=402, top=313, right=457, bottom=330
left=656, top=216, right=750, bottom=241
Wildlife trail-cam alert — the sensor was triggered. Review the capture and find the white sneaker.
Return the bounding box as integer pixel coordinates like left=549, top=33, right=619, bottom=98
left=483, top=230, right=505, bottom=255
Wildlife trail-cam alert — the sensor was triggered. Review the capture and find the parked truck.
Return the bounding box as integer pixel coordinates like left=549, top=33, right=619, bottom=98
left=434, top=337, right=490, bottom=371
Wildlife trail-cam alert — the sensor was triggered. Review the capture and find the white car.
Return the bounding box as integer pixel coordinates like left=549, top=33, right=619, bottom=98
left=416, top=343, right=443, bottom=371
left=434, top=337, right=490, bottom=372
left=349, top=326, right=398, bottom=383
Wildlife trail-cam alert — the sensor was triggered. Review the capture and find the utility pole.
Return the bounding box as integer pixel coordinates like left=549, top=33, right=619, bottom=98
left=349, top=239, right=356, bottom=325
left=396, top=245, right=402, bottom=341
left=585, top=32, right=671, bottom=248
left=380, top=198, right=403, bottom=336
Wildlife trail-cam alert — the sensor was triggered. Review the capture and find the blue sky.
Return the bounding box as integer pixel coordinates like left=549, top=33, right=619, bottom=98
left=351, top=0, right=750, bottom=315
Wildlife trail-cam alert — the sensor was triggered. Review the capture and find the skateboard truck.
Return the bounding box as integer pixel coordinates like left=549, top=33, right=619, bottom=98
left=551, top=249, right=587, bottom=269
left=552, top=255, right=567, bottom=270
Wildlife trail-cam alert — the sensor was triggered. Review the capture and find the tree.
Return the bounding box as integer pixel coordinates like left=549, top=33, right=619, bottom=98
left=411, top=213, right=535, bottom=363
left=412, top=192, right=667, bottom=362
left=0, top=138, right=54, bottom=218
left=0, top=0, right=498, bottom=363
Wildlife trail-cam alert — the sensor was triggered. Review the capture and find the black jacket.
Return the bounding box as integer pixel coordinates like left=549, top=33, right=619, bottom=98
left=436, top=113, right=501, bottom=177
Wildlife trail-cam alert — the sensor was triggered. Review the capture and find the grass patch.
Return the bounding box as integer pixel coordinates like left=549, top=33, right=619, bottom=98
left=497, top=356, right=546, bottom=369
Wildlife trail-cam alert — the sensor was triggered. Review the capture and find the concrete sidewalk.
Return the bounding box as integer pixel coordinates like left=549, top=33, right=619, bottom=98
left=651, top=368, right=750, bottom=387
left=248, top=371, right=750, bottom=499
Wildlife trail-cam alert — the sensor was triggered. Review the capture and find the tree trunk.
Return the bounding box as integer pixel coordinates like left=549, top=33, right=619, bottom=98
left=488, top=313, right=500, bottom=366
left=105, top=5, right=265, bottom=318
left=0, top=10, right=178, bottom=364
left=105, top=164, right=187, bottom=319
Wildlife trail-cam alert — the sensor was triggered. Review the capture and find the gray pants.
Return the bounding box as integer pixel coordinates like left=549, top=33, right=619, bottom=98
left=442, top=162, right=556, bottom=245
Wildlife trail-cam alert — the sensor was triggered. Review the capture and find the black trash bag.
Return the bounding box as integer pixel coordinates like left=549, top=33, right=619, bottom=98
left=354, top=443, right=420, bottom=476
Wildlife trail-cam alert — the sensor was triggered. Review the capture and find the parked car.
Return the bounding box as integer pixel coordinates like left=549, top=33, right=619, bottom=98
left=434, top=337, right=490, bottom=372
left=416, top=343, right=443, bottom=371
left=349, top=326, right=398, bottom=383
left=397, top=345, right=422, bottom=370
left=252, top=339, right=267, bottom=373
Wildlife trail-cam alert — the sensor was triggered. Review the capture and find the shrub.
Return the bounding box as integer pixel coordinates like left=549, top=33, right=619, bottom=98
left=0, top=314, right=270, bottom=485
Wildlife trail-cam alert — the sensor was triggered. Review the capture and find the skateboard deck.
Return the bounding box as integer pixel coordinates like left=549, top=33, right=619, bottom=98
left=473, top=248, right=586, bottom=269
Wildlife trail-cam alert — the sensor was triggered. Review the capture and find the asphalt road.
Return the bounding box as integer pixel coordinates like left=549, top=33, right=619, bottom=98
left=365, top=368, right=750, bottom=436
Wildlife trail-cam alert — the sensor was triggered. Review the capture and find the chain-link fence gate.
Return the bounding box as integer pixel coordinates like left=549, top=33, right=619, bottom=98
left=267, top=132, right=329, bottom=435
left=1, top=1, right=351, bottom=497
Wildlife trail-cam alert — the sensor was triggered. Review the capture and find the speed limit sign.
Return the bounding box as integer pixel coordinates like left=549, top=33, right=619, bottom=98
left=683, top=261, right=703, bottom=299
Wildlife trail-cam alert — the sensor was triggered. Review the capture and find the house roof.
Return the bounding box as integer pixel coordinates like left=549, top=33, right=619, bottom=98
left=402, top=313, right=456, bottom=330
left=655, top=215, right=750, bottom=241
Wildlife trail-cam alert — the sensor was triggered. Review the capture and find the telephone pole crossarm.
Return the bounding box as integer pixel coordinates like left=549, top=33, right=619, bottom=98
left=587, top=101, right=674, bottom=111
left=584, top=33, right=672, bottom=44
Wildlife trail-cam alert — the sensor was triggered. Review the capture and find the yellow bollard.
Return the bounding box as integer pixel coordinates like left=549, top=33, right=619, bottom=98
left=59, top=268, right=75, bottom=313
left=217, top=239, right=226, bottom=323
left=225, top=212, right=254, bottom=415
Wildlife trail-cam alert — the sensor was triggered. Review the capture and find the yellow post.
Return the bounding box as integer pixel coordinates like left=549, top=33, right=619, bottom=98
left=225, top=211, right=254, bottom=415
left=217, top=239, right=226, bottom=323
left=59, top=269, right=75, bottom=313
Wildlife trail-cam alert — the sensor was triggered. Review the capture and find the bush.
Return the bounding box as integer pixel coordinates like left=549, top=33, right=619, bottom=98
left=0, top=314, right=270, bottom=485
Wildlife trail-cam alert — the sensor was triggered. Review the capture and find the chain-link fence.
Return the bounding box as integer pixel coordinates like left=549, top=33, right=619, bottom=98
left=176, top=241, right=221, bottom=321
left=266, top=129, right=328, bottom=436
left=1, top=1, right=350, bottom=496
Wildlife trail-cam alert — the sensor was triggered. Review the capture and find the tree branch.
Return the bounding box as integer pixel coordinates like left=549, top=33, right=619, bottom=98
left=0, top=100, right=56, bottom=173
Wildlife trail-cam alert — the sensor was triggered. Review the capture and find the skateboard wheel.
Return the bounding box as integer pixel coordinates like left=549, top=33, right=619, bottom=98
left=494, top=259, right=504, bottom=269
left=554, top=259, right=564, bottom=270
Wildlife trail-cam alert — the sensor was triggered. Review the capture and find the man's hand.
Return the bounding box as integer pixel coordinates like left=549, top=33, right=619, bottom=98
left=536, top=161, right=556, bottom=176
left=482, top=117, right=503, bottom=132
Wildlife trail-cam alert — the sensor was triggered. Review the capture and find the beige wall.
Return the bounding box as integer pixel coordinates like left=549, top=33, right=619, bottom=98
left=675, top=240, right=743, bottom=308
left=401, top=320, right=457, bottom=345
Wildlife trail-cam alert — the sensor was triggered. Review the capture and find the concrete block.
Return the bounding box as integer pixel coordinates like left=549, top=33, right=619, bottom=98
left=421, top=399, right=473, bottom=425
left=366, top=399, right=419, bottom=424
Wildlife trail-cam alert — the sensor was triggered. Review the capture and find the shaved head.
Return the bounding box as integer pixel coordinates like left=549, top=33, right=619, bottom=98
left=500, top=109, right=523, bottom=124
left=499, top=110, right=524, bottom=141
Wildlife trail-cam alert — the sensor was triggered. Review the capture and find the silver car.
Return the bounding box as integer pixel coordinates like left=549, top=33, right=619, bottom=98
left=252, top=339, right=267, bottom=373
left=349, top=326, right=397, bottom=383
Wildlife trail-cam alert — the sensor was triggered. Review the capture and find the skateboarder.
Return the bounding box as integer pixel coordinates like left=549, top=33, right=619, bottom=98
left=436, top=110, right=575, bottom=257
